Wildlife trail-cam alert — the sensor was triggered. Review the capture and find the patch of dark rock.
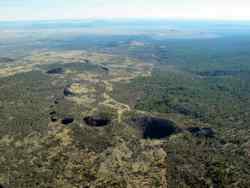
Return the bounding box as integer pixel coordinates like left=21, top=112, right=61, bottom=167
left=0, top=57, right=15, bottom=63
left=83, top=59, right=90, bottom=63
left=196, top=70, right=247, bottom=77
left=0, top=184, right=4, bottom=188
left=54, top=97, right=62, bottom=104
left=101, top=66, right=109, bottom=72
left=173, top=104, right=193, bottom=116
left=84, top=116, right=111, bottom=127
left=132, top=116, right=178, bottom=139
left=46, top=67, right=64, bottom=74
left=61, top=117, right=74, bottom=125
left=187, top=127, right=215, bottom=138
left=49, top=111, right=56, bottom=116
left=173, top=104, right=206, bottom=119
left=63, top=86, right=74, bottom=97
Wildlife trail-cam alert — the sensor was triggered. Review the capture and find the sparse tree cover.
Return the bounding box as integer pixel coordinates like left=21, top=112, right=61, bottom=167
left=0, top=21, right=250, bottom=187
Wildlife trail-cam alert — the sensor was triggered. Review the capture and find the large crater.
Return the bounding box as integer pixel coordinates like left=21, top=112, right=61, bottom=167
left=132, top=116, right=178, bottom=139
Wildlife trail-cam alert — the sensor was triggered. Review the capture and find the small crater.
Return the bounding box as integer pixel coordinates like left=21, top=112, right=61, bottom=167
left=187, top=127, right=215, bottom=138
left=49, top=111, right=56, bottom=116
left=54, top=99, right=59, bottom=104
left=101, top=66, right=109, bottom=72
left=50, top=116, right=58, bottom=122
left=63, top=86, right=74, bottom=97
left=83, top=116, right=111, bottom=127
left=49, top=111, right=58, bottom=122
left=61, top=117, right=74, bottom=125
left=46, top=67, right=64, bottom=74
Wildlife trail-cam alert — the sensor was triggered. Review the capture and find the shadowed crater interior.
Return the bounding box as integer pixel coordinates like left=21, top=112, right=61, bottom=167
left=84, top=116, right=111, bottom=127
left=61, top=117, right=74, bottom=125
left=132, top=116, right=178, bottom=139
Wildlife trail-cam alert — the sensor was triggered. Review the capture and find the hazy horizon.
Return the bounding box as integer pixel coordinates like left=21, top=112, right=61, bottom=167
left=1, top=0, right=250, bottom=21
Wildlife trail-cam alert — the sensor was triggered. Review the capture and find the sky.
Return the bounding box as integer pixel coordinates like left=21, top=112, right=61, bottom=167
left=0, top=0, right=250, bottom=21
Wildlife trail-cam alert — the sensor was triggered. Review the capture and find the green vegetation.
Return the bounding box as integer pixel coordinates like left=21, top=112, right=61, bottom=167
left=0, top=32, right=250, bottom=187
left=112, top=37, right=250, bottom=187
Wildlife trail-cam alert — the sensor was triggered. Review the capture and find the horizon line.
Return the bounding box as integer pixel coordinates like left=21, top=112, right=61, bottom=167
left=1, top=17, right=250, bottom=23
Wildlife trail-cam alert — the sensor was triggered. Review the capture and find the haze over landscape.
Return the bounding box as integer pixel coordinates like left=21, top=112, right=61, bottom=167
left=1, top=0, right=250, bottom=21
